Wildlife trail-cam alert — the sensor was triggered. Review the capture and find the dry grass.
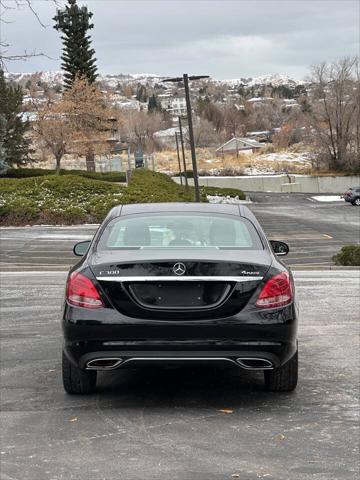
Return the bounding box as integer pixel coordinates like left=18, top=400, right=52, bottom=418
left=155, top=148, right=259, bottom=174
left=34, top=145, right=338, bottom=176
left=154, top=146, right=315, bottom=175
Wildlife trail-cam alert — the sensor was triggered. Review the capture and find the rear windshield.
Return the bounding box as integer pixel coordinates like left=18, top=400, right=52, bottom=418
left=97, top=213, right=263, bottom=250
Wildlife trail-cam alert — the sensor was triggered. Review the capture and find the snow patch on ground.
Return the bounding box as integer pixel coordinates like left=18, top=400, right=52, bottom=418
left=207, top=195, right=251, bottom=204
left=311, top=196, right=344, bottom=202
left=257, top=152, right=315, bottom=163
left=243, top=166, right=276, bottom=175
left=207, top=166, right=276, bottom=176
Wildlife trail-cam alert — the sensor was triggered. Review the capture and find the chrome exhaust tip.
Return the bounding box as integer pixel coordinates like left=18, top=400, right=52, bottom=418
left=236, top=358, right=273, bottom=370
left=86, top=358, right=123, bottom=370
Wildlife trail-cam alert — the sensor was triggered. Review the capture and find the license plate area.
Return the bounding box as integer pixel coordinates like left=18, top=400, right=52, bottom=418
left=127, top=281, right=233, bottom=310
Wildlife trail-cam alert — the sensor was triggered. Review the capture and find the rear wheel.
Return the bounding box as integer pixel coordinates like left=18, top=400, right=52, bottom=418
left=352, top=198, right=360, bottom=206
left=264, top=350, right=298, bottom=392
left=62, top=351, right=97, bottom=394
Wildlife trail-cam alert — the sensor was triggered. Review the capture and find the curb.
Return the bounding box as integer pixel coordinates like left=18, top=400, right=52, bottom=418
left=290, top=265, right=360, bottom=271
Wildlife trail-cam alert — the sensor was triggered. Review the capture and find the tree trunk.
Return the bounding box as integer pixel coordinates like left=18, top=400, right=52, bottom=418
left=55, top=154, right=62, bottom=174
left=86, top=150, right=96, bottom=172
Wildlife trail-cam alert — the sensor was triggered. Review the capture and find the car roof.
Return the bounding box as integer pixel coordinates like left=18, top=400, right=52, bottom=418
left=116, top=202, right=245, bottom=217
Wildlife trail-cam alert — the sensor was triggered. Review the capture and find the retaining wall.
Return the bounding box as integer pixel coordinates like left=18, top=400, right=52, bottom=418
left=173, top=175, right=360, bottom=193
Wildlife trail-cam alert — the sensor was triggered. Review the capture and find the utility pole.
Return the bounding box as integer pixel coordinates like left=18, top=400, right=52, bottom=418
left=178, top=116, right=188, bottom=189
left=175, top=132, right=183, bottom=186
left=183, top=74, right=200, bottom=201
left=163, top=74, right=209, bottom=202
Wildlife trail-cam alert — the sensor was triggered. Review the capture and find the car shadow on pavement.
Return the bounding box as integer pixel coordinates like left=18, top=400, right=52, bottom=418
left=93, top=364, right=296, bottom=409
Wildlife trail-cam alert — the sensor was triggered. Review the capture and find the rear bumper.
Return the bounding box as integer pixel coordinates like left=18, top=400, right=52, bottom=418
left=62, top=299, right=298, bottom=370
left=64, top=344, right=297, bottom=371
left=63, top=320, right=298, bottom=371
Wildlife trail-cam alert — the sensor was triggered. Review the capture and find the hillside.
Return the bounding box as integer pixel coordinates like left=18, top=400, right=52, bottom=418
left=5, top=71, right=306, bottom=91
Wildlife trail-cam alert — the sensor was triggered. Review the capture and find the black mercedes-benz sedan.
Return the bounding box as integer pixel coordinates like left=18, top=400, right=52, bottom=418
left=62, top=203, right=298, bottom=394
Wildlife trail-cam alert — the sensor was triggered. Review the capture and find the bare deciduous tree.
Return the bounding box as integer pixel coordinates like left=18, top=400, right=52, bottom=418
left=62, top=78, right=116, bottom=171
left=33, top=77, right=118, bottom=172
left=222, top=104, right=246, bottom=138
left=306, top=57, right=359, bottom=170
left=186, top=117, right=219, bottom=148
left=33, top=99, right=71, bottom=172
left=0, top=0, right=58, bottom=66
left=120, top=110, right=167, bottom=152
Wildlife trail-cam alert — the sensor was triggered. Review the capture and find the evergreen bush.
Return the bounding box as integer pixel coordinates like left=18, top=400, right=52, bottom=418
left=332, top=245, right=360, bottom=266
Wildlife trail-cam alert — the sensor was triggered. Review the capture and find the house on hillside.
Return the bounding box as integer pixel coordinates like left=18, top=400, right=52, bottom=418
left=216, top=137, right=264, bottom=156
left=246, top=130, right=272, bottom=143
left=160, top=97, right=187, bottom=116
left=109, top=96, right=143, bottom=111
left=154, top=126, right=189, bottom=148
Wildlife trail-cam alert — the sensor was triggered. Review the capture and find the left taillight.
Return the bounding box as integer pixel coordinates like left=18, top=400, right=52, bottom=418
left=66, top=272, right=104, bottom=309
left=256, top=272, right=293, bottom=309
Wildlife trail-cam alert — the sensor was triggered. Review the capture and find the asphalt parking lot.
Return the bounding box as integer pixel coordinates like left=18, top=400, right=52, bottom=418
left=0, top=193, right=359, bottom=480
left=0, top=270, right=359, bottom=480
left=249, top=193, right=359, bottom=267
left=0, top=193, right=358, bottom=271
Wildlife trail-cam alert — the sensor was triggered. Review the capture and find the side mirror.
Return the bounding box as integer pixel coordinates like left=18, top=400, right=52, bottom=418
left=270, top=240, right=289, bottom=256
left=73, top=240, right=91, bottom=256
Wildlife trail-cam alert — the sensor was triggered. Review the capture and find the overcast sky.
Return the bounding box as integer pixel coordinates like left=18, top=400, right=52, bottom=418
left=2, top=0, right=359, bottom=80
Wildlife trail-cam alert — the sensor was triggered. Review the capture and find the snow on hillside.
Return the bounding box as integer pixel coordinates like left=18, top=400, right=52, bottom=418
left=249, top=74, right=301, bottom=86
left=6, top=70, right=304, bottom=89
left=5, top=71, right=166, bottom=88
left=222, top=73, right=304, bottom=87
left=131, top=73, right=162, bottom=80
left=5, top=71, right=64, bottom=84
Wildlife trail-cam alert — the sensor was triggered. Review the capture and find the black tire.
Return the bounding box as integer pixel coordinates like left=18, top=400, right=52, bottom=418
left=352, top=198, right=360, bottom=206
left=264, top=350, right=298, bottom=392
left=62, top=351, right=97, bottom=394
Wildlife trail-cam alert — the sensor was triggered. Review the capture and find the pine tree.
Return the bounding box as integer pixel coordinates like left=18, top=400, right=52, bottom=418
left=136, top=84, right=147, bottom=103
left=148, top=94, right=161, bottom=113
left=53, top=0, right=98, bottom=89
left=0, top=70, right=31, bottom=169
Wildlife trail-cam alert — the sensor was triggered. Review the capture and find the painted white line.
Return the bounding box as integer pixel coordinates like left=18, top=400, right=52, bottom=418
left=0, top=223, right=100, bottom=230
left=311, top=195, right=344, bottom=202
left=0, top=271, right=68, bottom=275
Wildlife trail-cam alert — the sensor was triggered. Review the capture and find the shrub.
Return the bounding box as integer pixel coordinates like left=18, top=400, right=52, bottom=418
left=3, top=168, right=126, bottom=183
left=202, top=186, right=246, bottom=200
left=172, top=170, right=210, bottom=178
left=0, top=170, right=204, bottom=225
left=122, top=169, right=197, bottom=203
left=0, top=175, right=125, bottom=225
left=0, top=169, right=247, bottom=226
left=332, top=245, right=360, bottom=266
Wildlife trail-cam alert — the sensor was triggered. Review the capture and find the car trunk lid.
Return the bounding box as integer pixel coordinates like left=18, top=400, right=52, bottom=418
left=90, top=249, right=271, bottom=319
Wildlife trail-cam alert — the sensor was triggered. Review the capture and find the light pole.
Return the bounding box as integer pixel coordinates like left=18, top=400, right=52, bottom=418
left=178, top=116, right=188, bottom=189
left=175, top=132, right=183, bottom=186
left=163, top=74, right=209, bottom=202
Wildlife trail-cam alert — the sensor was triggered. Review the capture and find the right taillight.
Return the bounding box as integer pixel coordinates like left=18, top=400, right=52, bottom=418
left=256, top=272, right=293, bottom=309
left=66, top=272, right=104, bottom=309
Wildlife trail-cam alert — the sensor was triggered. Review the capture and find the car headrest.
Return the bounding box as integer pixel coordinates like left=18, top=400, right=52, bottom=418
left=209, top=219, right=236, bottom=246
left=123, top=221, right=151, bottom=246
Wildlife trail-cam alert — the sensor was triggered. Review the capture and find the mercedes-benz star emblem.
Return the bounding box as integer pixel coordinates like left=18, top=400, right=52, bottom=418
left=172, top=262, right=186, bottom=276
